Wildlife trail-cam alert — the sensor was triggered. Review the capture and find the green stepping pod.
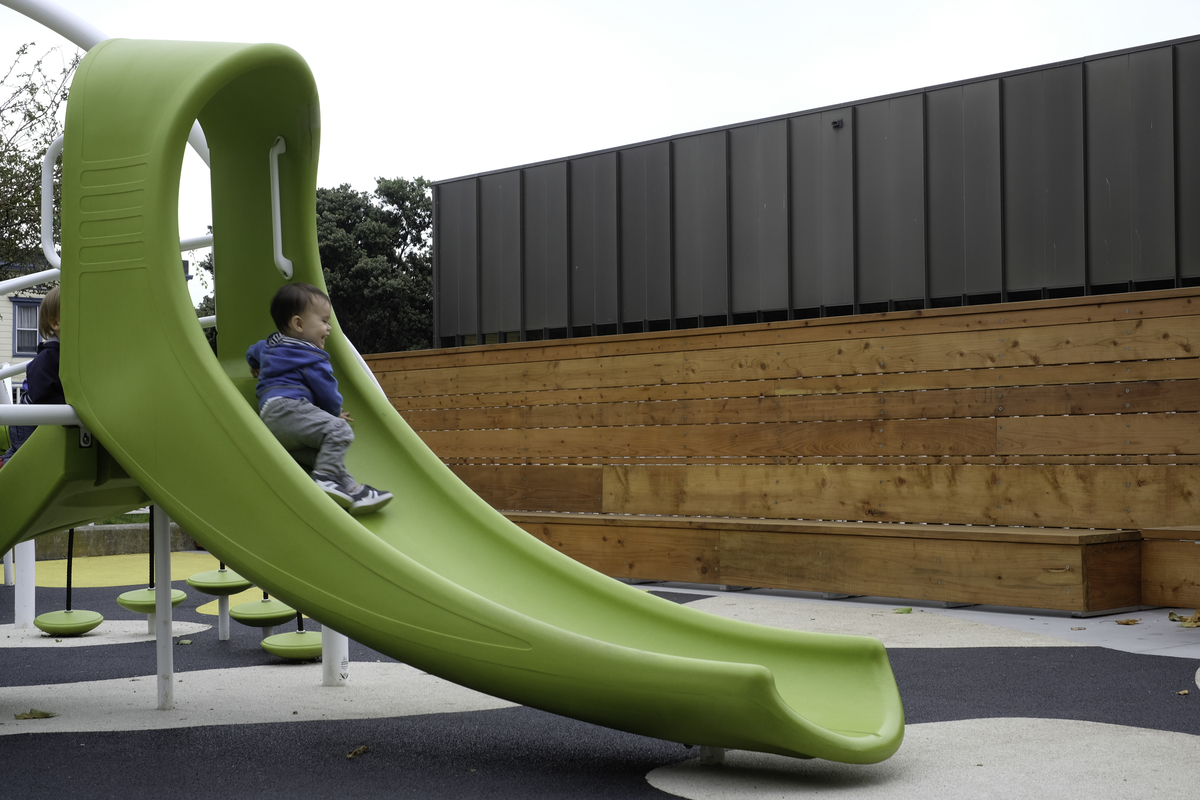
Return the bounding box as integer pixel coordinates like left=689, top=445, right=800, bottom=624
left=187, top=568, right=253, bottom=596
left=261, top=630, right=323, bottom=661
left=116, top=588, right=187, bottom=614
left=0, top=38, right=903, bottom=762
left=230, top=597, right=295, bottom=628
left=34, top=609, right=104, bottom=636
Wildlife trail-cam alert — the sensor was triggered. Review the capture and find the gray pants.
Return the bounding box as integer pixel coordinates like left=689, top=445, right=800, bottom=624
left=260, top=397, right=356, bottom=488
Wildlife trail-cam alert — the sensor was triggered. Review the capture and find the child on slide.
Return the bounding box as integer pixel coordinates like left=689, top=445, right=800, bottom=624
left=1, top=287, right=63, bottom=467
left=246, top=283, right=392, bottom=515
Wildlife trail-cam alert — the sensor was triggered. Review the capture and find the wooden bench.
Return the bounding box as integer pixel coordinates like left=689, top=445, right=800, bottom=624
left=367, top=287, right=1200, bottom=613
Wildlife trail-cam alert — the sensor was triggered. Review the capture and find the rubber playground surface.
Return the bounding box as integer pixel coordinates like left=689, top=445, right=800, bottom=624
left=2, top=551, right=1198, bottom=799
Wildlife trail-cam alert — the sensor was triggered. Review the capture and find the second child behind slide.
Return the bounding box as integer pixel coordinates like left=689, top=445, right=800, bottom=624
left=246, top=283, right=392, bottom=516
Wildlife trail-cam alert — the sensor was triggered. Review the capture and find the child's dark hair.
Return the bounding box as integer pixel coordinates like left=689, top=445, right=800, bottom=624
left=38, top=286, right=61, bottom=338
left=270, top=283, right=330, bottom=333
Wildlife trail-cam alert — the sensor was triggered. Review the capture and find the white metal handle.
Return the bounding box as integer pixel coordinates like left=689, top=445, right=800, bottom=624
left=269, top=136, right=293, bottom=279
left=0, top=404, right=82, bottom=426
left=41, top=134, right=64, bottom=268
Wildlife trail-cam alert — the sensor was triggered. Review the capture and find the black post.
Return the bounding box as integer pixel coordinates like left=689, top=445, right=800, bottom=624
left=147, top=506, right=155, bottom=589
left=65, top=528, right=75, bottom=611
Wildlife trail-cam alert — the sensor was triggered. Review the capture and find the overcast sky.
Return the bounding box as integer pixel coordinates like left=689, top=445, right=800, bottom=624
left=5, top=0, right=1200, bottom=303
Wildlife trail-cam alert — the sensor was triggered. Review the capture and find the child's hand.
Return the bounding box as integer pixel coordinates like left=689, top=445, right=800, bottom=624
left=250, top=367, right=259, bottom=379
left=340, top=410, right=353, bottom=422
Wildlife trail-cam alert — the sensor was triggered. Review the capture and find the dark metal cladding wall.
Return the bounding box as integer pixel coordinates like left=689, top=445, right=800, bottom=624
left=479, top=171, right=521, bottom=335
left=433, top=36, right=1200, bottom=345
left=434, top=178, right=477, bottom=338
left=522, top=162, right=569, bottom=333
left=570, top=152, right=619, bottom=329
left=619, top=142, right=671, bottom=323
left=790, top=109, right=854, bottom=311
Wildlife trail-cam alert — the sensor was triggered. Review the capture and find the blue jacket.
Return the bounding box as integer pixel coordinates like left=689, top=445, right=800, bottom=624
left=24, top=337, right=64, bottom=405
left=1, top=337, right=62, bottom=464
left=246, top=332, right=342, bottom=416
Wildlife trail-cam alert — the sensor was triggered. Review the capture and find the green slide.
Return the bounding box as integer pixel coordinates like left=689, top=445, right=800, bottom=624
left=0, top=39, right=903, bottom=763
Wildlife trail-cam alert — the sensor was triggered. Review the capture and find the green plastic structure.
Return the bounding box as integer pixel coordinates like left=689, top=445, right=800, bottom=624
left=0, top=39, right=903, bottom=763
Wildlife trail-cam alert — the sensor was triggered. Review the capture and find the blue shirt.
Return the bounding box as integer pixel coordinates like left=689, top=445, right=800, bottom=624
left=246, top=332, right=342, bottom=416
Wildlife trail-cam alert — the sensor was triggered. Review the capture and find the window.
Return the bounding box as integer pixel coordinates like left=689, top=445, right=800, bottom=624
left=12, top=297, right=42, bottom=357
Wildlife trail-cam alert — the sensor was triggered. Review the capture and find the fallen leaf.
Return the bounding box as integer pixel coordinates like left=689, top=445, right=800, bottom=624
left=1115, top=619, right=1141, bottom=625
left=15, top=709, right=57, bottom=720
left=1070, top=627, right=1086, bottom=631
left=1168, top=612, right=1188, bottom=622
left=177, top=640, right=192, bottom=646
left=893, top=608, right=912, bottom=614
left=1178, top=690, right=1190, bottom=696
left=347, top=745, right=370, bottom=760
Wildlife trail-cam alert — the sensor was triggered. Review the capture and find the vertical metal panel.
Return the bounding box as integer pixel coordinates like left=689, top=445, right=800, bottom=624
left=673, top=131, right=728, bottom=317
left=1178, top=41, right=1200, bottom=278
left=962, top=81, right=1003, bottom=294
left=479, top=171, right=521, bottom=334
left=1087, top=48, right=1174, bottom=285
left=730, top=120, right=789, bottom=313
left=435, top=178, right=477, bottom=338
left=620, top=142, right=671, bottom=322
left=1129, top=47, right=1175, bottom=281
left=790, top=109, right=855, bottom=309
left=1087, top=55, right=1134, bottom=284
left=1004, top=64, right=1086, bottom=291
left=570, top=153, right=619, bottom=326
left=523, top=162, right=569, bottom=330
left=927, top=81, right=1002, bottom=298
left=926, top=87, right=966, bottom=298
left=857, top=95, right=925, bottom=304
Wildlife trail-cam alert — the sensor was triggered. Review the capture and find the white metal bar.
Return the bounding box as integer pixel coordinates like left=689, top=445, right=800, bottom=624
left=322, top=628, right=350, bottom=686
left=0, top=362, right=27, bottom=381
left=154, top=505, right=174, bottom=710
left=0, top=2, right=213, bottom=167
left=0, top=0, right=107, bottom=49
left=0, top=405, right=81, bottom=426
left=198, top=315, right=216, bottom=329
left=13, top=540, right=35, bottom=627
left=0, top=268, right=61, bottom=296
left=268, top=136, right=293, bottom=279
left=40, top=134, right=65, bottom=268
left=180, top=233, right=213, bottom=251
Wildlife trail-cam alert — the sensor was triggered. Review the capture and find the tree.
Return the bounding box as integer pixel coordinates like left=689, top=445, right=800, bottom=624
left=316, top=177, right=433, bottom=353
left=1, top=44, right=78, bottom=276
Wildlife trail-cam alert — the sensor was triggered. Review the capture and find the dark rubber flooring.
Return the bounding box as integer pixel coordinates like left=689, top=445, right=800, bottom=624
left=2, top=584, right=1197, bottom=798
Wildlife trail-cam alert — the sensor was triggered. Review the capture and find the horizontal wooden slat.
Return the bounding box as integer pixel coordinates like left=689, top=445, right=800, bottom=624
left=502, top=512, right=1138, bottom=545
left=448, top=465, right=601, bottom=513
left=601, top=463, right=1200, bottom=530
left=1141, top=539, right=1200, bottom=607
left=368, top=288, right=1200, bottom=373
left=418, top=413, right=1200, bottom=460
left=718, top=530, right=1090, bottom=610
left=387, top=359, right=1200, bottom=412
left=399, top=379, right=1200, bottom=431
left=513, top=520, right=719, bottom=583
left=380, top=313, right=1200, bottom=398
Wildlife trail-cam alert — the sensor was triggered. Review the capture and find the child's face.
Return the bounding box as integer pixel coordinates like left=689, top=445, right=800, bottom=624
left=289, top=298, right=332, bottom=350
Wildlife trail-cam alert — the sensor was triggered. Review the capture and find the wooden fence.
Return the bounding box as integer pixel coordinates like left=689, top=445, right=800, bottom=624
left=367, top=288, right=1200, bottom=614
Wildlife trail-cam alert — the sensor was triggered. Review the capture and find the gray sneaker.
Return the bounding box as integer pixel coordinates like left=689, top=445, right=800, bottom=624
left=348, top=484, right=393, bottom=516
left=312, top=472, right=353, bottom=509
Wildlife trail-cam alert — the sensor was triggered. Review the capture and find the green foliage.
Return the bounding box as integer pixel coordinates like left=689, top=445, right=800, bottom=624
left=317, top=177, right=433, bottom=353
left=0, top=44, right=78, bottom=277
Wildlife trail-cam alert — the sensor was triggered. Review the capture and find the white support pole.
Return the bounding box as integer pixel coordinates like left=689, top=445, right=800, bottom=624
left=217, top=595, right=230, bottom=640
left=322, top=628, right=350, bottom=686
left=3, top=549, right=12, bottom=586
left=153, top=505, right=174, bottom=710
left=13, top=540, right=35, bottom=627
